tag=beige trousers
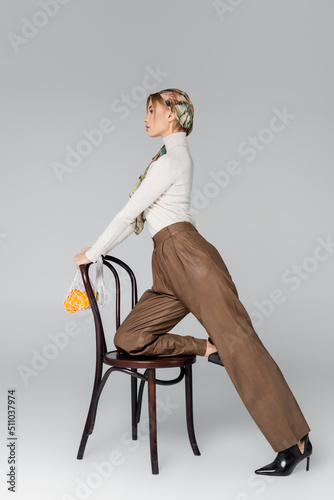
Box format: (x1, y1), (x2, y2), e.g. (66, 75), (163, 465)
(114, 221), (310, 452)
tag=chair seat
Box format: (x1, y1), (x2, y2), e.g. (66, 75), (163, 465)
(103, 349), (196, 369)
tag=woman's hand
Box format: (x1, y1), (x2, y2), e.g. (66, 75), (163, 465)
(74, 247), (93, 269)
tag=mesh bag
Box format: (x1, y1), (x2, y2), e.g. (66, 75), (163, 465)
(64, 257), (106, 313)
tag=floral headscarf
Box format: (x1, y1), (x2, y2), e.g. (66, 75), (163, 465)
(158, 88), (194, 136)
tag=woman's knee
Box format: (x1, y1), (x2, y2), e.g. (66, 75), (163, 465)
(114, 326), (143, 354)
(114, 327), (130, 353)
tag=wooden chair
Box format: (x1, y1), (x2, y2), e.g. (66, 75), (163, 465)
(76, 256), (200, 474)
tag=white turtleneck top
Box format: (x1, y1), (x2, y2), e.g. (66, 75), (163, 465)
(85, 131), (198, 263)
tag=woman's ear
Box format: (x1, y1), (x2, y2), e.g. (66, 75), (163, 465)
(167, 109), (176, 123)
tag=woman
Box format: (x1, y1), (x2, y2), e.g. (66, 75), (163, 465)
(74, 88), (312, 476)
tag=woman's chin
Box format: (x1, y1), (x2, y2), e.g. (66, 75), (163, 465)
(147, 130), (158, 138)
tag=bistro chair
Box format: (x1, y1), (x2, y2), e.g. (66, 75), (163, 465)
(76, 256), (201, 474)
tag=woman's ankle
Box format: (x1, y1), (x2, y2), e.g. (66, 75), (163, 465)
(205, 339), (217, 357)
(297, 437), (305, 454)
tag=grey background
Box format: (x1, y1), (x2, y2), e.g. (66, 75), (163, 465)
(1, 0), (333, 498)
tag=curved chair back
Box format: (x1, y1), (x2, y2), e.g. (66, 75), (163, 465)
(79, 256), (138, 356)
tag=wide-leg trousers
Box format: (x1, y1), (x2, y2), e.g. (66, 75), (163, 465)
(114, 221), (310, 452)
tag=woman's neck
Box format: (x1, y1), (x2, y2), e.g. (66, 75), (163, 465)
(162, 131), (187, 153)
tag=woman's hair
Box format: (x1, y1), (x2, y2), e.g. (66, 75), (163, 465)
(146, 89), (194, 136)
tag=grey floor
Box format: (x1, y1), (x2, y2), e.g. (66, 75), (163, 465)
(3, 345), (331, 500)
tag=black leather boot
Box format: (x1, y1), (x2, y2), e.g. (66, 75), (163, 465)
(254, 434), (312, 476)
(207, 337), (224, 367)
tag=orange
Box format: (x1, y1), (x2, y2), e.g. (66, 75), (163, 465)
(64, 288), (98, 313)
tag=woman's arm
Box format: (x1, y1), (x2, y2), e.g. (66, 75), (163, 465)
(83, 154), (177, 263)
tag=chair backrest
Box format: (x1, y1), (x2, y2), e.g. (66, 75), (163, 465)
(80, 256), (138, 357)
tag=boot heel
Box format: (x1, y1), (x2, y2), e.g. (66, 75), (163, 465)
(306, 456), (310, 471)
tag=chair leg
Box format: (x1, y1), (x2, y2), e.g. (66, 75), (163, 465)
(131, 369), (138, 440)
(184, 364), (201, 456)
(77, 367), (115, 459)
(135, 369), (148, 425)
(147, 369), (159, 474)
(77, 389), (100, 459)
